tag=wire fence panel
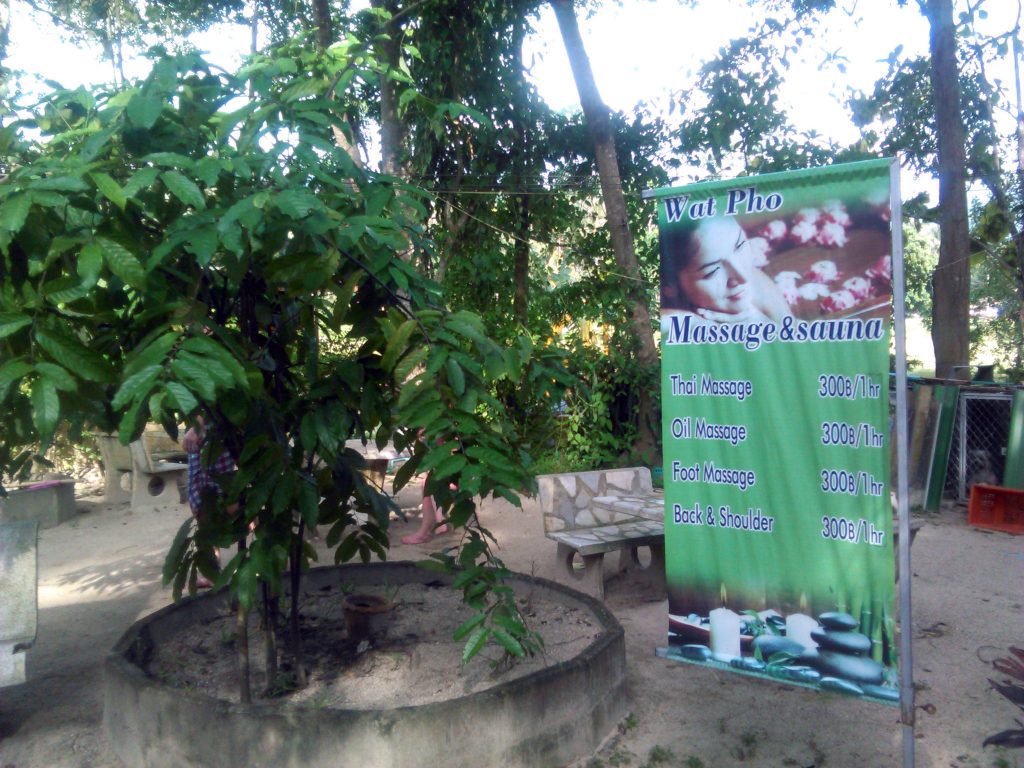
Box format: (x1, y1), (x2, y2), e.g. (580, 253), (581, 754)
(944, 391), (1013, 502)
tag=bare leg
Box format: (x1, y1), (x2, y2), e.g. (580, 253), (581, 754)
(402, 476), (448, 545)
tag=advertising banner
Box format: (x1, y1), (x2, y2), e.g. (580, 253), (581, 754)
(654, 159), (900, 704)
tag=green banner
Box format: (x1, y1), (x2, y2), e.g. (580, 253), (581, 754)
(655, 159), (899, 705)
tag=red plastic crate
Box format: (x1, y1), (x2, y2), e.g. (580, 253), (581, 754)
(968, 484), (1024, 535)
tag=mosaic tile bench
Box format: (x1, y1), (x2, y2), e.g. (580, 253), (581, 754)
(537, 467), (666, 599)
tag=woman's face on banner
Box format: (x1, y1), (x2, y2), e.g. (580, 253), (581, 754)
(676, 218), (756, 315)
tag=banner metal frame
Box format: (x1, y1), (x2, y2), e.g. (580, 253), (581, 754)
(889, 159), (915, 768)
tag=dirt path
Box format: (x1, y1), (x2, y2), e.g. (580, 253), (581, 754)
(1, 485), (1021, 768)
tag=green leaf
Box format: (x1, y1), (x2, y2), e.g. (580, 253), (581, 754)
(274, 190), (321, 219)
(0, 360), (33, 399)
(0, 194), (31, 232)
(0, 313), (31, 340)
(394, 346), (428, 384)
(184, 226), (218, 265)
(162, 171), (205, 210)
(193, 158), (222, 188)
(77, 242), (103, 287)
(31, 377), (60, 440)
(141, 152), (195, 170)
(483, 352), (506, 381)
(504, 347), (523, 380)
(124, 331), (178, 378)
(452, 612), (487, 641)
(404, 398), (444, 431)
(281, 77), (324, 102)
(25, 190), (66, 209)
(444, 357), (465, 396)
(300, 412), (317, 453)
(425, 346), (449, 376)
(492, 627), (526, 658)
(432, 452), (467, 480)
(236, 559), (258, 611)
(181, 336), (246, 387)
(336, 531), (360, 563)
(491, 610), (526, 636)
(170, 355), (216, 401)
(112, 364), (161, 410)
(123, 167), (160, 197)
(34, 328), (113, 383)
(97, 237), (146, 289)
(127, 94), (164, 129)
(28, 176), (88, 193)
(464, 443), (508, 466)
(90, 172), (127, 210)
(297, 480), (318, 529)
(162, 517), (194, 586)
(451, 564), (484, 589)
(447, 312), (486, 343)
(391, 452), (422, 492)
(381, 319), (418, 373)
(271, 471), (296, 514)
(35, 362), (77, 392)
(214, 550), (243, 591)
(397, 378), (432, 410)
(462, 625), (489, 664)
(165, 381), (197, 414)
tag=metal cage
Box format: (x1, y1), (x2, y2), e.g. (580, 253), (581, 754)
(944, 390), (1014, 502)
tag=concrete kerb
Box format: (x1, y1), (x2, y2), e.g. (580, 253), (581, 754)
(104, 561), (627, 768)
(0, 479), (76, 529)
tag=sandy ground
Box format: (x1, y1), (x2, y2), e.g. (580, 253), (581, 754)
(1, 481), (1022, 768)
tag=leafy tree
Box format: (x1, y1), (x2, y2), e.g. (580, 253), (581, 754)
(550, 0), (660, 461)
(904, 223), (939, 317)
(969, 252), (1022, 378)
(850, 1), (1021, 377)
(667, 1), (857, 178)
(0, 40), (555, 698)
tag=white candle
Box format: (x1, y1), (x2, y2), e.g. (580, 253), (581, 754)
(709, 607), (741, 661)
(785, 613), (819, 651)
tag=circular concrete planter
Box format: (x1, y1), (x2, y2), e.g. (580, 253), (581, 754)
(104, 562), (627, 768)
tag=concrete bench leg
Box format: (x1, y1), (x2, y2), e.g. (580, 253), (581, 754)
(130, 468), (187, 512)
(556, 543), (605, 600)
(648, 541), (667, 597)
(103, 469), (132, 506)
(614, 541), (666, 598)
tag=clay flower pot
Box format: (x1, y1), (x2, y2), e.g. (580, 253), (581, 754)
(341, 593), (392, 644)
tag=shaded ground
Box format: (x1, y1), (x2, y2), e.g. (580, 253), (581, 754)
(0, 482), (1022, 768)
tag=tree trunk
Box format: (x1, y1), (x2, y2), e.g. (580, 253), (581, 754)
(310, 0), (333, 50)
(512, 195), (530, 327)
(261, 584), (279, 692)
(512, 10), (531, 327)
(926, 0), (971, 379)
(550, 0), (659, 457)
(371, 0), (404, 178)
(289, 521), (307, 688)
(236, 538), (251, 704)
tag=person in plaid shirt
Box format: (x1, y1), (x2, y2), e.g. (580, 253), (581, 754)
(183, 418), (235, 588)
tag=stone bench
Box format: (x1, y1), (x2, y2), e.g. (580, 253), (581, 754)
(537, 468), (666, 600)
(96, 427), (188, 511)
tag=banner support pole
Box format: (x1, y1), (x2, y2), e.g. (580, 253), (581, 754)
(890, 159), (915, 768)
